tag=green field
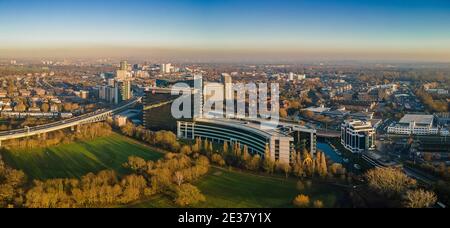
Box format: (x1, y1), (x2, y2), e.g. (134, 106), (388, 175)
(131, 169), (348, 208)
(1, 133), (164, 180)
(1, 133), (348, 208)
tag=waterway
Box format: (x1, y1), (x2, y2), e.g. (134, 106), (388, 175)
(317, 142), (344, 164)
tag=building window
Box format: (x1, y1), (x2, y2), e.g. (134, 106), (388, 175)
(275, 140), (280, 161)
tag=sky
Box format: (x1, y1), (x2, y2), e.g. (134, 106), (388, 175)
(0, 0), (450, 61)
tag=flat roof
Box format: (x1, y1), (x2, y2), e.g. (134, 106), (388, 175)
(193, 118), (291, 138)
(303, 106), (331, 113)
(399, 114), (434, 125)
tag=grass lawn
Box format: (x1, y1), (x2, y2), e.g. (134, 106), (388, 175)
(1, 133), (349, 208)
(130, 168), (348, 208)
(1, 133), (164, 180)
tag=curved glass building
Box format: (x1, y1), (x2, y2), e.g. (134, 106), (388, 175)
(178, 118), (317, 164)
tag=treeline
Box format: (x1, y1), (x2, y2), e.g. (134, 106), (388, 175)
(3, 122), (112, 150)
(119, 122), (180, 152)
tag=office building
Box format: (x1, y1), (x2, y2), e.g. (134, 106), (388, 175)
(341, 120), (376, 153)
(120, 60), (129, 71)
(118, 80), (132, 101)
(161, 63), (173, 74)
(388, 114), (439, 135)
(289, 72), (295, 81)
(116, 70), (131, 81)
(99, 86), (117, 104)
(178, 118), (294, 163)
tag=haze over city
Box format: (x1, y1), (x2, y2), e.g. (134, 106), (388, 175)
(1, 0), (450, 61)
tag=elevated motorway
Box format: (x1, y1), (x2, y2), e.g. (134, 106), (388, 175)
(0, 97), (142, 146)
(316, 129), (341, 138)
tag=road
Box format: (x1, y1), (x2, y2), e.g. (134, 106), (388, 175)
(0, 97), (141, 143)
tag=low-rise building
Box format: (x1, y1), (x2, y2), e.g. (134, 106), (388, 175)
(388, 114), (440, 135)
(19, 89), (31, 97)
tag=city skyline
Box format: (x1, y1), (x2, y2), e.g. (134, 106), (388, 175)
(1, 0), (450, 61)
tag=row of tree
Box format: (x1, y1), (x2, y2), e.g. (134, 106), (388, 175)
(3, 122), (113, 150)
(182, 137), (348, 182)
(119, 122), (181, 152)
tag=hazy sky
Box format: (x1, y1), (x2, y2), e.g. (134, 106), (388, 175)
(1, 0), (450, 61)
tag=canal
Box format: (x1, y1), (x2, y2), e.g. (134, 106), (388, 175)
(317, 142), (344, 164)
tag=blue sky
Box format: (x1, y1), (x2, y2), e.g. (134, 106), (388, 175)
(1, 0), (449, 60)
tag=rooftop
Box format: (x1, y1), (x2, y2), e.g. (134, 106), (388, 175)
(194, 118), (292, 139)
(303, 106), (330, 114)
(399, 114), (434, 125)
(344, 120), (374, 130)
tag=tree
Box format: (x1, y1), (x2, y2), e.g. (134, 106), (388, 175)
(263, 145), (275, 175)
(0, 160), (27, 208)
(180, 145), (193, 155)
(174, 184), (206, 207)
(280, 108), (288, 118)
(313, 200), (324, 208)
(248, 155), (261, 171)
(211, 154), (226, 167)
(192, 138), (201, 154)
(154, 131), (180, 151)
(329, 163), (346, 177)
(222, 141), (229, 154)
(292, 153), (305, 178)
(302, 150), (314, 177)
(365, 168), (417, 197)
(174, 171), (185, 186)
(123, 156), (147, 174)
(120, 175), (147, 203)
(318, 152), (328, 178)
(242, 146), (252, 170)
(208, 141), (214, 155)
(121, 122), (135, 137)
(202, 139), (208, 154)
(63, 103), (73, 112)
(7, 79), (15, 95)
(14, 102), (26, 112)
(41, 103), (50, 112)
(277, 162), (291, 179)
(293, 194), (310, 208)
(404, 189), (437, 208)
